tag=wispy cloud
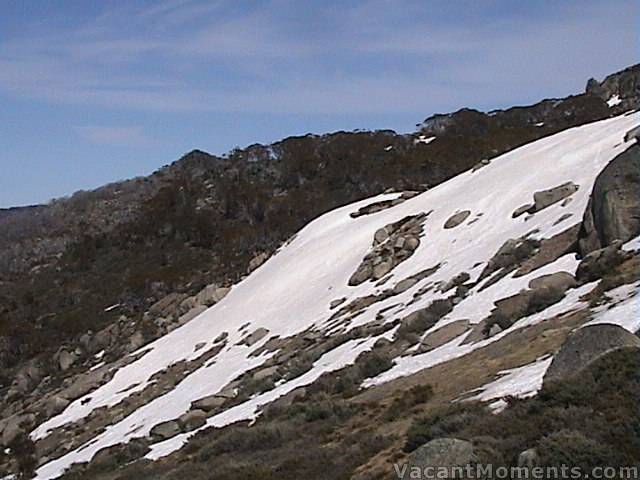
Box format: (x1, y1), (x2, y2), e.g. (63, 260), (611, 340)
(74, 125), (153, 147)
(0, 0), (636, 116)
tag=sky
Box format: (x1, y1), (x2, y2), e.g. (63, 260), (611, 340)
(0, 0), (637, 208)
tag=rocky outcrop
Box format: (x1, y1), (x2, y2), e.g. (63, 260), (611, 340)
(578, 144), (640, 256)
(349, 213), (428, 286)
(544, 324), (640, 383)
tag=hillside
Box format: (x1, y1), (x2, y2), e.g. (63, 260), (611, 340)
(0, 65), (639, 479)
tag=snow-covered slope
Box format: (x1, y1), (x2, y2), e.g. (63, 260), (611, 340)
(32, 112), (639, 479)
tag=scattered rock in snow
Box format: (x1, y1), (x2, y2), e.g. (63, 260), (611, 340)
(350, 191), (421, 218)
(443, 210), (471, 229)
(240, 328), (270, 346)
(527, 182), (579, 214)
(512, 204), (534, 218)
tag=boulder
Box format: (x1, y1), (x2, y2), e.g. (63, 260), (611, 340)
(402, 438), (477, 479)
(576, 241), (631, 282)
(191, 395), (226, 412)
(1, 414), (36, 446)
(45, 396), (70, 417)
(149, 293), (186, 317)
(178, 410), (207, 431)
(419, 320), (470, 352)
(512, 204), (534, 218)
(177, 305), (207, 326)
(517, 448), (539, 468)
(528, 271), (577, 292)
(393, 278), (419, 295)
(57, 349), (77, 372)
(240, 328), (270, 346)
(444, 210), (471, 229)
(528, 182), (579, 213)
(196, 285), (230, 307)
(624, 125), (640, 143)
(248, 252), (269, 272)
(578, 144), (640, 255)
(150, 420), (181, 441)
(544, 324), (640, 383)
(252, 365), (279, 381)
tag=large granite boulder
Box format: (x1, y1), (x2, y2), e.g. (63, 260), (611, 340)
(579, 144), (640, 256)
(544, 324), (640, 383)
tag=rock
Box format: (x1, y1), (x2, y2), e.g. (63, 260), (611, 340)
(248, 252), (269, 272)
(576, 241), (631, 282)
(372, 259), (393, 279)
(330, 298), (346, 309)
(402, 438), (477, 478)
(512, 204), (534, 218)
(177, 305), (207, 326)
(191, 395), (226, 412)
(517, 448), (539, 468)
(373, 227), (390, 244)
(45, 396), (70, 417)
(624, 125), (640, 143)
(150, 420), (181, 441)
(444, 210), (471, 229)
(240, 327), (270, 346)
(214, 332), (229, 343)
(488, 323), (503, 337)
(252, 365), (279, 381)
(56, 349), (77, 372)
(393, 278), (419, 295)
(515, 225), (580, 276)
(128, 331), (145, 352)
(196, 285), (230, 307)
(528, 271), (577, 292)
(528, 182), (579, 213)
(419, 320), (470, 352)
(578, 144), (640, 255)
(349, 213), (428, 286)
(179, 295), (198, 313)
(149, 293), (186, 316)
(1, 414), (36, 446)
(178, 410), (207, 431)
(544, 324), (640, 383)
(60, 368), (107, 400)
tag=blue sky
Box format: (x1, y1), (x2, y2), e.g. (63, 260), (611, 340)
(0, 0), (637, 207)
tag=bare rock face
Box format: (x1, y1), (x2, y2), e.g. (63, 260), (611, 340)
(544, 324), (640, 384)
(401, 438), (477, 479)
(349, 213), (428, 286)
(578, 144), (640, 256)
